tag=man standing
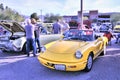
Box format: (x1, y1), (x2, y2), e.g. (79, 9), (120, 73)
(34, 23), (42, 53)
(60, 20), (70, 34)
(103, 31), (113, 45)
(25, 17), (37, 57)
(52, 19), (61, 34)
(115, 33), (120, 44)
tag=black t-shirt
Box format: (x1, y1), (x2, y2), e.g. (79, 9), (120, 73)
(34, 24), (42, 38)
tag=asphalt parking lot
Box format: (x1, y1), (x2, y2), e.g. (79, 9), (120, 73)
(0, 38), (120, 80)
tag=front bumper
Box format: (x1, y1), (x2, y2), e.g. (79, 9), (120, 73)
(38, 56), (87, 71)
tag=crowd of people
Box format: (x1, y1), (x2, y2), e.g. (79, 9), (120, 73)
(25, 13), (70, 57)
(25, 13), (41, 57)
(52, 19), (70, 34)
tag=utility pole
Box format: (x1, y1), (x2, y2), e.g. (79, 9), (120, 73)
(40, 9), (42, 22)
(80, 0), (83, 29)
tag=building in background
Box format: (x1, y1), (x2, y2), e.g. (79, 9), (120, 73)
(63, 10), (119, 24)
(89, 10), (98, 23)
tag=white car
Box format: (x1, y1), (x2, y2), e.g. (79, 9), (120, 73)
(0, 21), (60, 53)
(0, 21), (26, 52)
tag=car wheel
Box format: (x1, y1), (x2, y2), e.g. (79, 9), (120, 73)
(84, 54), (93, 72)
(22, 43), (26, 54)
(2, 50), (8, 53)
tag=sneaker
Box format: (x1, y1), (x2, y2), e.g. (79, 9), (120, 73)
(27, 54), (30, 57)
(33, 54), (36, 57)
(38, 49), (41, 53)
(38, 48), (41, 53)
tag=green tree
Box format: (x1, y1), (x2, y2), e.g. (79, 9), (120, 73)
(0, 3), (4, 11)
(111, 13), (120, 25)
(0, 3), (24, 22)
(44, 13), (62, 23)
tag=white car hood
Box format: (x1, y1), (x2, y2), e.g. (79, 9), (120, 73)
(0, 21), (25, 34)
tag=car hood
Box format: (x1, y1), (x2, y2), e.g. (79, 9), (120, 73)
(0, 22), (25, 33)
(47, 40), (87, 54)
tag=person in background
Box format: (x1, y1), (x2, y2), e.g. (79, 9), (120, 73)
(25, 17), (37, 57)
(34, 23), (42, 53)
(103, 31), (113, 45)
(52, 19), (61, 34)
(115, 33), (120, 44)
(60, 20), (70, 34)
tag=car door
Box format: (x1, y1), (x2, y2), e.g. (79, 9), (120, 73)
(93, 37), (103, 56)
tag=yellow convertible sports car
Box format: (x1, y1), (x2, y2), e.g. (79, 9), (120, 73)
(38, 29), (108, 72)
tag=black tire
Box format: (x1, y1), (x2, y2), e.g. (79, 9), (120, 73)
(22, 42), (33, 54)
(84, 54), (93, 72)
(22, 43), (26, 54)
(2, 50), (8, 53)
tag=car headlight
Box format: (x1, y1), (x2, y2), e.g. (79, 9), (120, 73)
(75, 51), (82, 59)
(41, 46), (46, 53)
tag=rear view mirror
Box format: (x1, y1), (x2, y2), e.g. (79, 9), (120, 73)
(95, 35), (100, 39)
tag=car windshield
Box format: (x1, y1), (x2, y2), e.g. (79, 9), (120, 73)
(63, 29), (94, 41)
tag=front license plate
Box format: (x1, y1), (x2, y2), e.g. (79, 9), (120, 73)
(54, 64), (65, 71)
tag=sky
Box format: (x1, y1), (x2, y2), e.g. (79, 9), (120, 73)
(0, 0), (120, 16)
